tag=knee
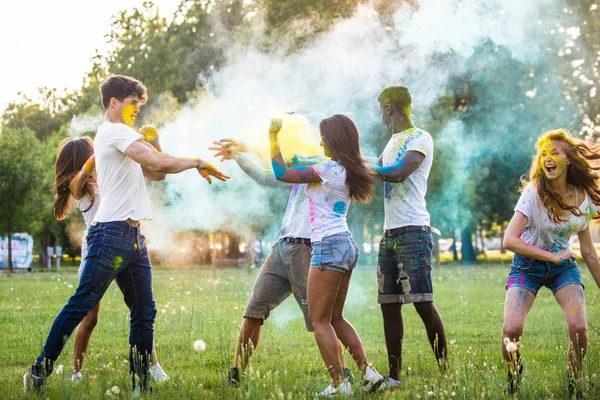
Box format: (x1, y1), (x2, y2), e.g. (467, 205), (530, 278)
(311, 318), (331, 334)
(502, 325), (524, 342)
(330, 314), (344, 326)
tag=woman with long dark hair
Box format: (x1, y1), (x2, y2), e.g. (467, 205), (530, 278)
(502, 129), (600, 395)
(269, 114), (383, 396)
(54, 136), (168, 383)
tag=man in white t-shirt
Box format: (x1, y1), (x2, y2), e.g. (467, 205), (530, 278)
(25, 75), (229, 393)
(370, 86), (447, 387)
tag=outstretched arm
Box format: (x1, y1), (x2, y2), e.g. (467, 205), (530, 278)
(209, 139), (288, 188)
(125, 139), (229, 184)
(69, 155), (95, 200)
(269, 119), (321, 184)
(503, 211), (577, 264)
(370, 150), (424, 183)
(578, 226), (600, 290)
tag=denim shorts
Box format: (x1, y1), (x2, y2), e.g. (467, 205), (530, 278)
(244, 239), (313, 331)
(310, 232), (359, 273)
(377, 230), (434, 304)
(506, 253), (584, 296)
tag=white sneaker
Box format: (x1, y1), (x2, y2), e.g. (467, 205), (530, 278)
(70, 372), (83, 382)
(149, 363), (169, 381)
(378, 376), (402, 391)
(362, 364), (384, 392)
(317, 379), (353, 397)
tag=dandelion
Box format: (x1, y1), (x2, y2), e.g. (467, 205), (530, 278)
(111, 386), (120, 394)
(55, 364), (64, 374)
(428, 391), (434, 396)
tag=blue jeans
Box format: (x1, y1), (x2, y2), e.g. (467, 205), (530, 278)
(35, 222), (156, 385)
(506, 253), (584, 295)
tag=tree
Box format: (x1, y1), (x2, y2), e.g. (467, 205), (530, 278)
(0, 128), (45, 273)
(1, 88), (71, 141)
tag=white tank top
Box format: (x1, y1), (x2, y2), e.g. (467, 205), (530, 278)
(74, 189), (100, 227)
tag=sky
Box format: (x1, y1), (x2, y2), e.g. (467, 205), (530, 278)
(0, 0), (181, 114)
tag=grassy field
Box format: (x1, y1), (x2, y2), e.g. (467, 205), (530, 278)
(1, 264), (600, 399)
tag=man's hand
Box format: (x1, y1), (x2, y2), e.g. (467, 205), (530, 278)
(197, 160), (230, 184)
(208, 139), (247, 162)
(269, 118), (283, 138)
(139, 124), (161, 151)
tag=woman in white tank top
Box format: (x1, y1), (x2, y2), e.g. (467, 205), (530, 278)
(54, 137), (168, 382)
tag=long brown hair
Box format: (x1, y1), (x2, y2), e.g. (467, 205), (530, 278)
(319, 114), (374, 203)
(521, 129), (600, 223)
(54, 137), (96, 220)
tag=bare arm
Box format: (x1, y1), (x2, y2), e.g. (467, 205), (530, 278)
(503, 211), (577, 264)
(209, 139), (288, 187)
(236, 152), (289, 188)
(269, 119), (322, 184)
(371, 150), (424, 183)
(125, 139), (229, 183)
(69, 155), (95, 200)
(578, 226), (600, 289)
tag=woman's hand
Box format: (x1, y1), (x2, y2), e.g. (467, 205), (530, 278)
(553, 250), (578, 266)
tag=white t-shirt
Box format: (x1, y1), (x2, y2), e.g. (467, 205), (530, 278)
(74, 189), (100, 227)
(93, 122), (152, 223)
(515, 185), (597, 253)
(382, 127), (433, 230)
(278, 184), (311, 239)
(305, 161), (350, 242)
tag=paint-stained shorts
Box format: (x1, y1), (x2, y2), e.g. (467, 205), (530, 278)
(377, 230), (434, 304)
(310, 232), (359, 273)
(244, 239), (313, 331)
(505, 253), (584, 296)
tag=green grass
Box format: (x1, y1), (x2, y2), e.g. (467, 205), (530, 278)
(1, 265), (600, 399)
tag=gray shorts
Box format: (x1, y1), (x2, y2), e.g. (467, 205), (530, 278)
(244, 239), (313, 331)
(310, 232), (359, 273)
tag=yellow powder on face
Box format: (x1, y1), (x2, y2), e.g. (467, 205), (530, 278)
(121, 104), (138, 126)
(244, 114), (323, 162)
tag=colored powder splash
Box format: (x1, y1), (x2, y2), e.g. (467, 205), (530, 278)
(333, 201), (347, 216)
(140, 125), (158, 143)
(246, 114), (323, 163)
(121, 104), (137, 126)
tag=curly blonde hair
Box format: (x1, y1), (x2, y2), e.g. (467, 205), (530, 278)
(521, 129), (600, 223)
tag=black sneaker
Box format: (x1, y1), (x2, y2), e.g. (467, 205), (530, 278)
(343, 367), (354, 383)
(227, 367), (240, 387)
(23, 364), (44, 393)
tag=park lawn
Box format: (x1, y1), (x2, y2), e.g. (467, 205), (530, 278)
(1, 265), (599, 399)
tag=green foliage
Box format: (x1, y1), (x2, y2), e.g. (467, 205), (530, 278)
(263, 0), (358, 29)
(1, 89), (71, 141)
(0, 128), (45, 271)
